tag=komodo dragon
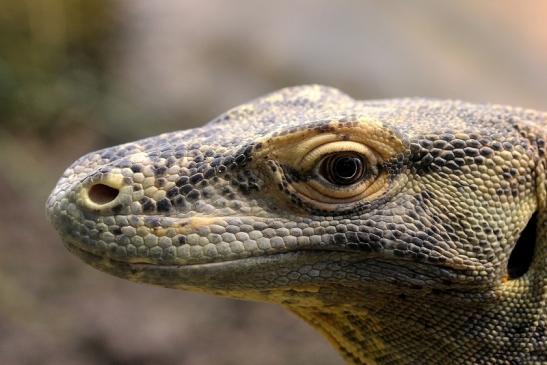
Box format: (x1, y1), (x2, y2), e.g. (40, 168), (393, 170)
(47, 85), (546, 364)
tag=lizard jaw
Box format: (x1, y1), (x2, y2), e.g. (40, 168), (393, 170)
(64, 240), (367, 303)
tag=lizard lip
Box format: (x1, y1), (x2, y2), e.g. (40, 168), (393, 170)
(64, 238), (481, 296)
(63, 239), (369, 295)
(65, 239), (355, 269)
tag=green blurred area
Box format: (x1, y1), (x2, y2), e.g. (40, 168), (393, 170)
(0, 1), (545, 364)
(0, 0), (169, 147)
(1, 0), (114, 135)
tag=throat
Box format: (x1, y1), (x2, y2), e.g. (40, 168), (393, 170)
(286, 293), (541, 365)
(290, 305), (385, 365)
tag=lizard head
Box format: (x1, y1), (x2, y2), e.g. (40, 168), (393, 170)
(47, 85), (544, 309)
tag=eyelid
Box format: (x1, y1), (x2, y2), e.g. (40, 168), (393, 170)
(254, 121), (407, 211)
(295, 172), (388, 203)
(307, 156), (380, 200)
(302, 141), (379, 171)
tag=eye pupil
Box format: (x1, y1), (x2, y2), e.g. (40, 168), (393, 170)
(321, 154), (365, 185)
(334, 157), (360, 179)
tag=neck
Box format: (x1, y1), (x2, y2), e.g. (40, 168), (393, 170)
(291, 304), (384, 364)
(287, 289), (542, 365)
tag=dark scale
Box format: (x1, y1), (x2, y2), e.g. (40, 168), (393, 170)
(451, 139), (466, 149)
(156, 198), (172, 213)
(463, 147), (480, 157)
(140, 197), (156, 213)
(466, 139), (482, 148)
(111, 204), (123, 214)
(479, 147), (494, 156)
(175, 176), (189, 187)
(203, 168), (215, 179)
(187, 190), (200, 201)
(180, 184), (193, 195)
(189, 173), (204, 185)
(166, 187), (179, 198)
(210, 157), (222, 167)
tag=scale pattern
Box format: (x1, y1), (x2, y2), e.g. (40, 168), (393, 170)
(47, 85), (546, 364)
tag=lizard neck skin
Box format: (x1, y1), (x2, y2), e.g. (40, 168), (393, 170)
(290, 282), (546, 365)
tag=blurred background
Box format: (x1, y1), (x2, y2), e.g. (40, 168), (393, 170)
(1, 1), (546, 364)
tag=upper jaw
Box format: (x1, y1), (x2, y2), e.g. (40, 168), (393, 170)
(50, 201), (343, 267)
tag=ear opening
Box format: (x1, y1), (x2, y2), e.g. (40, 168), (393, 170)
(507, 212), (538, 280)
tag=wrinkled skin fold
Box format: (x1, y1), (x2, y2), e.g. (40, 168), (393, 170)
(47, 85), (546, 364)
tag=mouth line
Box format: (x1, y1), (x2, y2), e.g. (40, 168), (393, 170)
(64, 238), (359, 269)
(62, 237), (483, 289)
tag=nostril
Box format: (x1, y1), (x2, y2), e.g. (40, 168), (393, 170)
(88, 184), (120, 205)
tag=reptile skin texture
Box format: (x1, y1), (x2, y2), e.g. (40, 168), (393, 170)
(47, 85), (546, 364)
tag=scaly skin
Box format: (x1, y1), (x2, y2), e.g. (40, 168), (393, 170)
(47, 85), (546, 364)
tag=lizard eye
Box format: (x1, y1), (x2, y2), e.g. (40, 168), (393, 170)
(320, 153), (365, 185)
(286, 141), (387, 208)
(256, 124), (407, 212)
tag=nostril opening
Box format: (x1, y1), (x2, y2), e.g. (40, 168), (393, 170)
(88, 184), (120, 205)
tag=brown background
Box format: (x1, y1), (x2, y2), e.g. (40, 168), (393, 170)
(1, 1), (546, 364)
